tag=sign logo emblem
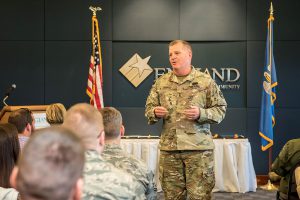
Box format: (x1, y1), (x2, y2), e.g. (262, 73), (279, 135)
(119, 53), (153, 87)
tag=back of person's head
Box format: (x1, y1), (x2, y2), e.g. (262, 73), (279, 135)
(99, 107), (122, 140)
(0, 123), (19, 188)
(8, 108), (34, 133)
(63, 103), (104, 152)
(11, 126), (85, 200)
(46, 103), (67, 125)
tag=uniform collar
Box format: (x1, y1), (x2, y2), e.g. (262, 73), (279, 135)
(104, 144), (122, 151)
(170, 66), (196, 84)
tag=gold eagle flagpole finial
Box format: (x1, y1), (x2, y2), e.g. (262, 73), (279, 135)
(89, 6), (102, 16)
(269, 2), (274, 15)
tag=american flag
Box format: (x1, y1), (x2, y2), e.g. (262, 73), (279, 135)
(86, 15), (104, 109)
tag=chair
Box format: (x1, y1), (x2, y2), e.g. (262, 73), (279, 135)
(295, 166), (300, 198)
(287, 162), (300, 200)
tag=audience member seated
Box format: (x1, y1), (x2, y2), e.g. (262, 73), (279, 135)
(0, 123), (20, 200)
(100, 107), (157, 200)
(270, 138), (300, 200)
(46, 103), (67, 125)
(63, 103), (146, 200)
(10, 126), (85, 200)
(8, 108), (35, 151)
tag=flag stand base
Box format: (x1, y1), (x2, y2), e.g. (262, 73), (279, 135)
(259, 180), (278, 191)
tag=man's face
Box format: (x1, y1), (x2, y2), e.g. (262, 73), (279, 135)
(169, 42), (192, 71)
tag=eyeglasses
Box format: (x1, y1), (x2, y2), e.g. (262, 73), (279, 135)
(97, 130), (105, 139)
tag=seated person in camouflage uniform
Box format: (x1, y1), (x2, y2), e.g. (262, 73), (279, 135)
(10, 126), (85, 200)
(270, 138), (300, 200)
(63, 103), (146, 200)
(100, 107), (157, 200)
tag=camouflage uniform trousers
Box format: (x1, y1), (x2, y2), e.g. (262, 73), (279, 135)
(159, 150), (215, 200)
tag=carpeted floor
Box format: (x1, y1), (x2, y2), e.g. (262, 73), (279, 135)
(157, 188), (277, 200)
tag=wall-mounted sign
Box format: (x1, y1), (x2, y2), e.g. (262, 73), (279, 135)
(153, 67), (241, 90)
(119, 53), (241, 90)
(119, 53), (153, 87)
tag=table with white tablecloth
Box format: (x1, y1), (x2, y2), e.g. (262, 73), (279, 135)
(120, 138), (257, 193)
(213, 139), (257, 193)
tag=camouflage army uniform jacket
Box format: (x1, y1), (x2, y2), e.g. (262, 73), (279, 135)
(145, 67), (227, 151)
(271, 139), (300, 197)
(83, 150), (146, 200)
(102, 144), (157, 200)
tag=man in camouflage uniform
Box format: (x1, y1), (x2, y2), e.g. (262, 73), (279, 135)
(100, 107), (157, 200)
(63, 103), (145, 200)
(145, 40), (227, 200)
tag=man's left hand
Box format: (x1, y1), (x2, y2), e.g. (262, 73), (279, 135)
(184, 106), (200, 120)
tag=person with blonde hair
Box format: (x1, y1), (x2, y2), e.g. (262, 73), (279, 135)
(46, 103), (67, 125)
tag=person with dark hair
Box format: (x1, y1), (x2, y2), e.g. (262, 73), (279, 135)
(63, 103), (145, 200)
(8, 108), (35, 151)
(0, 123), (20, 200)
(145, 40), (227, 199)
(100, 107), (157, 200)
(0, 123), (20, 188)
(46, 103), (67, 125)
(10, 126), (85, 200)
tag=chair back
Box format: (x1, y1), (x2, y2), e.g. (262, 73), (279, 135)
(294, 166), (300, 199)
(288, 162), (300, 200)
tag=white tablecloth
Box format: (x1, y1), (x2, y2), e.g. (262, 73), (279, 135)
(213, 139), (257, 193)
(120, 138), (257, 193)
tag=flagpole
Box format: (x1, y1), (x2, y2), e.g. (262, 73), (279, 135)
(261, 145), (277, 191)
(259, 2), (278, 191)
(267, 2), (274, 175)
(89, 6), (102, 16)
(268, 147), (272, 172)
(86, 6), (105, 109)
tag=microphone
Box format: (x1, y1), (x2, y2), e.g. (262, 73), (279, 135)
(4, 84), (16, 97)
(3, 84), (16, 106)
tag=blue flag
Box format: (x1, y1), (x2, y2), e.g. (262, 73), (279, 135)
(259, 4), (278, 151)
